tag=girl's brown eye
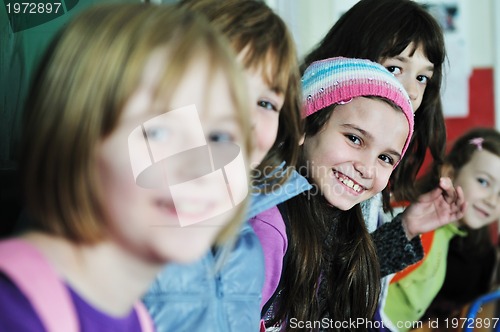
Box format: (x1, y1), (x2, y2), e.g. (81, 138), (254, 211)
(379, 154), (394, 166)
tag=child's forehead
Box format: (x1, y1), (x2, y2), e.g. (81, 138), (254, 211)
(123, 55), (234, 119)
(333, 97), (410, 133)
(239, 47), (288, 93)
(139, 49), (169, 91)
(384, 39), (436, 64)
(336, 96), (403, 117)
(467, 150), (500, 168)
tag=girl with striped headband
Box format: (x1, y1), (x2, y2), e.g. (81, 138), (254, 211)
(254, 56), (414, 330)
(303, 0), (466, 279)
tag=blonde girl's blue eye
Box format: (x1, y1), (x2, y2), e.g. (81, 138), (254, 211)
(208, 131), (234, 143)
(145, 127), (169, 142)
(258, 100), (278, 112)
(477, 177), (489, 187)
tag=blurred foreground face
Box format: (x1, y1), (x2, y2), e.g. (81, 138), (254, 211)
(453, 150), (500, 229)
(97, 50), (248, 264)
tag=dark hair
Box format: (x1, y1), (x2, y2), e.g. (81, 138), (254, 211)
(180, 0), (303, 189)
(271, 105), (380, 330)
(418, 127), (500, 251)
(302, 0), (447, 208)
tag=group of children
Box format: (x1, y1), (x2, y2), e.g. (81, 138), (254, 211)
(0, 0), (498, 331)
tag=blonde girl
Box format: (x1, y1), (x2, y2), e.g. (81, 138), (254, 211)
(0, 3), (251, 331)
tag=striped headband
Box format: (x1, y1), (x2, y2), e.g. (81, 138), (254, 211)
(302, 56), (414, 163)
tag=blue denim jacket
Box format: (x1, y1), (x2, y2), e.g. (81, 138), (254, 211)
(142, 167), (311, 332)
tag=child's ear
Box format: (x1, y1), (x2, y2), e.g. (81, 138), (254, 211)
(440, 163), (455, 179)
(299, 134), (305, 146)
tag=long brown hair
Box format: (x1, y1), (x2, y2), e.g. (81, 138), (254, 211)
(272, 106), (381, 331)
(180, 0), (304, 188)
(302, 0), (447, 209)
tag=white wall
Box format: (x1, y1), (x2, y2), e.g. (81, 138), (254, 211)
(267, 0), (494, 65)
(493, 0), (500, 130)
(464, 0), (493, 67)
(265, 0), (350, 60)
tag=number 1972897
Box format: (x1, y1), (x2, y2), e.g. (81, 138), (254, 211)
(444, 317), (499, 329)
(6, 2), (62, 14)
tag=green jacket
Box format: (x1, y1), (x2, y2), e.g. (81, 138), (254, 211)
(383, 224), (466, 331)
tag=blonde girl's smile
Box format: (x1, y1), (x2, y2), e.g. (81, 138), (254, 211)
(452, 149), (500, 229)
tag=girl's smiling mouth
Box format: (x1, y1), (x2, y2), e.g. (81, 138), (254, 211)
(155, 198), (216, 220)
(472, 204), (490, 218)
(333, 170), (366, 194)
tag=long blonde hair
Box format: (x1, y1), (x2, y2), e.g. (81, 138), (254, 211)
(20, 3), (251, 245)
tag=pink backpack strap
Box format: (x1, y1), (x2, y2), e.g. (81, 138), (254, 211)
(0, 239), (79, 332)
(134, 301), (155, 332)
(260, 319), (266, 332)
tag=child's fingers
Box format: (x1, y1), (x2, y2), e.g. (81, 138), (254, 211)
(439, 177), (459, 204)
(439, 177), (453, 189)
(455, 186), (465, 207)
(460, 201), (468, 215)
(418, 186), (443, 203)
(450, 202), (466, 221)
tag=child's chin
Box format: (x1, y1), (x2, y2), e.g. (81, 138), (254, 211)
(326, 196), (358, 211)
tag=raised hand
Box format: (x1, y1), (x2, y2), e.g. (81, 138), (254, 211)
(401, 177), (467, 240)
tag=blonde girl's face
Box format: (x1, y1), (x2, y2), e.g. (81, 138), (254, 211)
(452, 150), (500, 229)
(241, 62), (285, 167)
(303, 97), (409, 211)
(97, 51), (248, 264)
(380, 42), (434, 113)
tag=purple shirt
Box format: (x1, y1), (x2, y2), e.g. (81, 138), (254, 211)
(249, 206), (287, 309)
(0, 273), (142, 331)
